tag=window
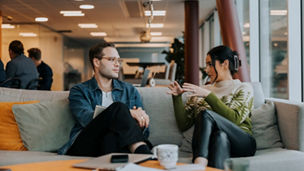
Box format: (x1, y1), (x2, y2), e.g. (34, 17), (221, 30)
(260, 0), (288, 99)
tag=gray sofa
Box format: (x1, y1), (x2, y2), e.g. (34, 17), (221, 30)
(0, 83), (304, 171)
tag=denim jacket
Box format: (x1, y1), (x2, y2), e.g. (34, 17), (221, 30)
(58, 77), (149, 154)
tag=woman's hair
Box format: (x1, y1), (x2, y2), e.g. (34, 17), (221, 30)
(207, 45), (241, 82)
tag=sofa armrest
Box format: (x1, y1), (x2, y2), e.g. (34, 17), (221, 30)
(266, 98), (304, 151)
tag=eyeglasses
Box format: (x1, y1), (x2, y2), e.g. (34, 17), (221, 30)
(95, 56), (123, 64)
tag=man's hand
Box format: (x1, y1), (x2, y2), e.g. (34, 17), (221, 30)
(130, 106), (149, 128)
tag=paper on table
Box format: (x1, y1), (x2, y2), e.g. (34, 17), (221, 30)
(73, 153), (153, 170)
(118, 163), (205, 171)
(117, 163), (164, 171)
(93, 105), (107, 118)
(170, 164), (205, 171)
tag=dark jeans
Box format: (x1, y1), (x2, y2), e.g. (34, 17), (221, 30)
(192, 110), (256, 169)
(67, 102), (146, 157)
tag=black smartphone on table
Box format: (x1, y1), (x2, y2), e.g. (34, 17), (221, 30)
(110, 154), (129, 163)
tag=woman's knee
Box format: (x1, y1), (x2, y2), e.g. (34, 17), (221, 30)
(214, 131), (228, 142)
(212, 131), (230, 150)
(195, 110), (214, 124)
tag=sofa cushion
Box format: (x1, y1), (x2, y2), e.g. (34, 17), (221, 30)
(0, 101), (38, 151)
(137, 87), (183, 146)
(12, 99), (75, 152)
(230, 148), (304, 171)
(0, 87), (69, 102)
(251, 101), (283, 149)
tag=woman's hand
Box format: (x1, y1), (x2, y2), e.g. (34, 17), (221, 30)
(130, 106), (149, 128)
(168, 81), (184, 96)
(182, 83), (211, 97)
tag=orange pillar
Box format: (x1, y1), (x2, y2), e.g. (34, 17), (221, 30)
(184, 0), (199, 85)
(216, 0), (250, 82)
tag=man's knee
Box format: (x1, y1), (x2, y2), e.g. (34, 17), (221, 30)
(109, 102), (129, 111)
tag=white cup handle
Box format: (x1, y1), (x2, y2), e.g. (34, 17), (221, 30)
(152, 146), (158, 159)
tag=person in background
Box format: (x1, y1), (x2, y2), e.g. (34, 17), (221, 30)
(6, 40), (38, 89)
(58, 41), (151, 156)
(168, 45), (256, 169)
(28, 48), (53, 90)
(0, 59), (6, 83)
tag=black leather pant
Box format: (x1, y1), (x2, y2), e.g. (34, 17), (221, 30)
(192, 110), (256, 169)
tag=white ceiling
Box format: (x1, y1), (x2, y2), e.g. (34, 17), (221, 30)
(0, 0), (216, 43)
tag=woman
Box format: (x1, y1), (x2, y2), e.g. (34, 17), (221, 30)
(168, 45), (256, 169)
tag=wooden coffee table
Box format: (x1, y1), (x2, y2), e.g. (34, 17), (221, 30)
(0, 159), (223, 171)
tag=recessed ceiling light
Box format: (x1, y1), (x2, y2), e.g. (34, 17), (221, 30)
(80, 4), (94, 9)
(145, 10), (166, 16)
(35, 17), (48, 22)
(63, 13), (85, 16)
(78, 23), (98, 28)
(146, 23), (164, 28)
(270, 10), (287, 16)
(19, 32), (37, 37)
(60, 11), (82, 14)
(150, 32), (162, 36)
(90, 32), (107, 36)
(2, 24), (15, 29)
(60, 11), (85, 16)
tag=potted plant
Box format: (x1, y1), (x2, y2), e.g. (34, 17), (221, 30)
(162, 38), (185, 84)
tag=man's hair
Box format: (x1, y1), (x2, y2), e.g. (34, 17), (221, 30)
(27, 48), (41, 60)
(89, 41), (115, 69)
(9, 40), (24, 55)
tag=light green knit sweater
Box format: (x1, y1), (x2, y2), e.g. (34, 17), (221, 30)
(173, 79), (254, 135)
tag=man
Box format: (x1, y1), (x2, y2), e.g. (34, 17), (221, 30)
(58, 41), (151, 156)
(28, 48), (53, 90)
(6, 40), (38, 89)
(0, 59), (5, 83)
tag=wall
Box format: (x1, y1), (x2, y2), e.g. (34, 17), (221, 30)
(117, 47), (168, 63)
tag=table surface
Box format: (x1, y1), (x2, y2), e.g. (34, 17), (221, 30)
(0, 159), (223, 171)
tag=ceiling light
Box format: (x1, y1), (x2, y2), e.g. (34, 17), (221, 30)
(90, 32), (107, 36)
(78, 23), (98, 28)
(146, 23), (164, 28)
(150, 32), (162, 36)
(19, 32), (37, 37)
(2, 24), (15, 29)
(35, 17), (48, 22)
(80, 4), (94, 9)
(270, 10), (287, 16)
(63, 13), (85, 16)
(60, 10), (85, 16)
(145, 10), (166, 16)
(60, 10), (82, 14)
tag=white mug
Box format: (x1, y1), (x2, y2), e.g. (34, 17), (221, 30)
(152, 144), (178, 169)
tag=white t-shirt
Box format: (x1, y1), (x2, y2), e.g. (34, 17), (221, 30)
(102, 91), (113, 107)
